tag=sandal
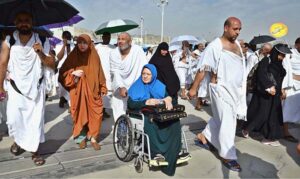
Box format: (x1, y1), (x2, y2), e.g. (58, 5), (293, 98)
(194, 138), (210, 150)
(222, 159), (242, 172)
(201, 100), (209, 106)
(153, 154), (165, 161)
(194, 133), (210, 150)
(10, 143), (24, 156)
(195, 106), (203, 111)
(79, 139), (87, 149)
(284, 135), (298, 143)
(91, 142), (101, 151)
(32, 153), (45, 166)
(241, 129), (249, 138)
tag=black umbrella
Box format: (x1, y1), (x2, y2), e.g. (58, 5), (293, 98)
(249, 35), (276, 45)
(0, 0), (79, 26)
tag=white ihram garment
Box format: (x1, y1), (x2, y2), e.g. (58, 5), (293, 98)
(199, 38), (245, 160)
(110, 45), (147, 121)
(55, 43), (75, 102)
(5, 31), (50, 152)
(196, 53), (210, 98)
(95, 43), (115, 109)
(282, 49), (300, 124)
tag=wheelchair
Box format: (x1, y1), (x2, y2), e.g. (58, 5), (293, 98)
(113, 109), (191, 173)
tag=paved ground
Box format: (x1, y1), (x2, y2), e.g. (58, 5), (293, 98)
(0, 97), (299, 178)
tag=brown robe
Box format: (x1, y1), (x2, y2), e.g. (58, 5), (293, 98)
(58, 34), (107, 139)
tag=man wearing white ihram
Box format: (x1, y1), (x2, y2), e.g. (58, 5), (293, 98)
(281, 37), (300, 143)
(194, 47), (211, 111)
(0, 12), (55, 166)
(110, 32), (147, 121)
(173, 41), (193, 99)
(95, 32), (116, 118)
(55, 31), (75, 109)
(188, 17), (245, 172)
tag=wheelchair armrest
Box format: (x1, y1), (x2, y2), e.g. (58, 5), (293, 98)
(126, 109), (143, 119)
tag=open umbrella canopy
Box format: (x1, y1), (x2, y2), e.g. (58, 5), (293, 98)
(95, 19), (139, 35)
(45, 14), (84, 29)
(169, 44), (181, 52)
(49, 36), (62, 47)
(249, 35), (276, 45)
(0, 25), (53, 37)
(170, 35), (200, 46)
(0, 0), (79, 26)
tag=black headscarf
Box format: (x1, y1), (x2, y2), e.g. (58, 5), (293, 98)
(269, 44), (288, 78)
(149, 42), (180, 97)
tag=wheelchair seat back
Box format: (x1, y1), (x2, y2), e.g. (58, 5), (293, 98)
(127, 110), (144, 131)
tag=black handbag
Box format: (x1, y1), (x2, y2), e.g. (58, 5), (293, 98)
(141, 104), (187, 122)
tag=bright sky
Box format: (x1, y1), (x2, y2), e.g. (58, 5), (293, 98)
(66, 0), (300, 44)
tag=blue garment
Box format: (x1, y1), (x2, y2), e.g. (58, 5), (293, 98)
(128, 64), (166, 101)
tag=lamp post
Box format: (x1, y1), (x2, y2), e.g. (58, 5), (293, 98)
(157, 0), (168, 42)
(140, 16), (144, 45)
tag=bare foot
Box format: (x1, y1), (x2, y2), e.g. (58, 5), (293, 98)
(197, 133), (207, 144)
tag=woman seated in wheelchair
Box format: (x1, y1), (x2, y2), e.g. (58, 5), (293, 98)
(128, 64), (181, 176)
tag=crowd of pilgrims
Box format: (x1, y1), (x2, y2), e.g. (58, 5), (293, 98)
(0, 13), (299, 176)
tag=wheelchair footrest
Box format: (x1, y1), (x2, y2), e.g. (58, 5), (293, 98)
(176, 154), (192, 164)
(149, 159), (169, 166)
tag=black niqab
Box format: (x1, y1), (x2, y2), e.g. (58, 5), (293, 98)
(149, 42), (180, 97)
(269, 44), (287, 78)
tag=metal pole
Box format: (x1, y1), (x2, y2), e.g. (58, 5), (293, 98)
(161, 4), (164, 42)
(145, 30), (147, 44)
(140, 16), (144, 45)
(158, 0), (168, 42)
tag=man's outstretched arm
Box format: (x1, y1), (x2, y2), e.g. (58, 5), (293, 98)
(188, 70), (206, 98)
(0, 41), (10, 95)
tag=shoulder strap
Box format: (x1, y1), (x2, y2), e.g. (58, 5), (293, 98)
(9, 35), (16, 47)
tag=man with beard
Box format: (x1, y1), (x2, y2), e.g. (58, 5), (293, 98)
(188, 17), (245, 172)
(246, 43), (272, 75)
(0, 12), (54, 166)
(109, 32), (147, 121)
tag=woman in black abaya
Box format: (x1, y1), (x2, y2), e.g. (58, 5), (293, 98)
(149, 42), (180, 98)
(242, 44), (292, 146)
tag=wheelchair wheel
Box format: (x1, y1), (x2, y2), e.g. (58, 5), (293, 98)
(134, 157), (143, 173)
(113, 115), (134, 162)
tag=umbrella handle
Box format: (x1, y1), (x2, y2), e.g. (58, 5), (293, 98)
(33, 34), (41, 52)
